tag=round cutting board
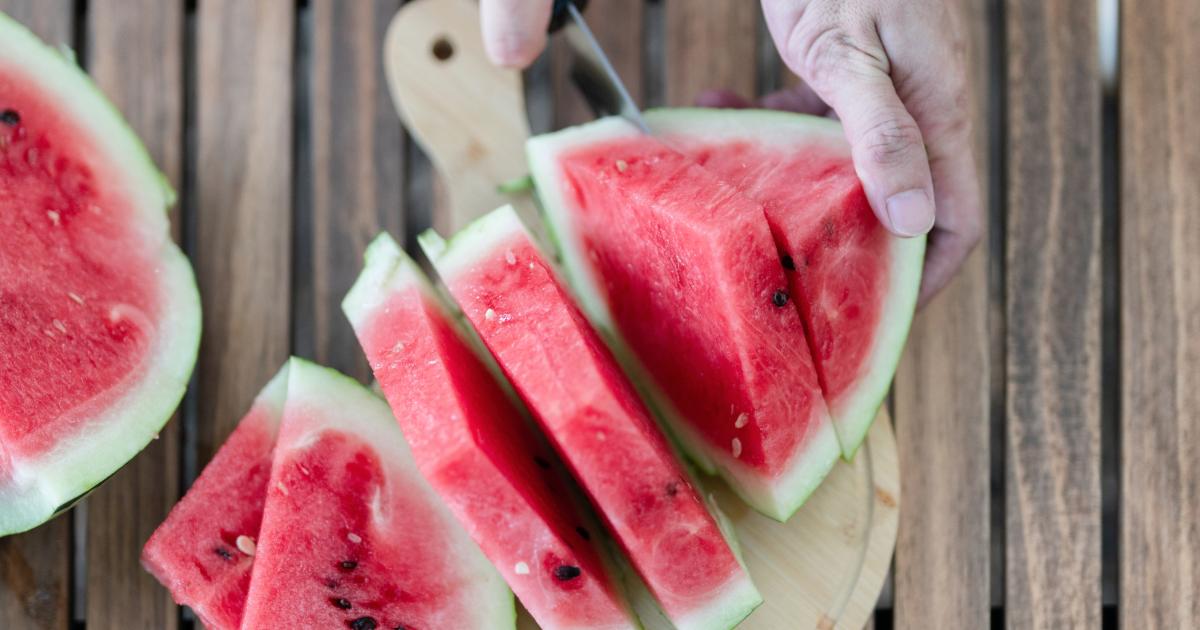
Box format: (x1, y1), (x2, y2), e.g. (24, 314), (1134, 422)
(383, 2), (899, 628)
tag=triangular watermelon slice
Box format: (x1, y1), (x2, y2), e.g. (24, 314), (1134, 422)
(644, 109), (925, 458)
(141, 366), (289, 630)
(343, 236), (640, 629)
(0, 12), (201, 534)
(528, 119), (842, 521)
(420, 205), (762, 630)
(241, 358), (511, 629)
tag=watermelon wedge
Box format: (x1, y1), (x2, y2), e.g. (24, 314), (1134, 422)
(343, 235), (640, 629)
(419, 205), (762, 630)
(527, 119), (841, 521)
(0, 12), (201, 535)
(142, 365), (289, 630)
(644, 109), (925, 458)
(241, 358), (510, 629)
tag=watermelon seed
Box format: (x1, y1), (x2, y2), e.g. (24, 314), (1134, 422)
(485, 308), (496, 321)
(505, 249), (517, 265)
(514, 561), (530, 575)
(348, 616), (378, 630)
(340, 560), (358, 570)
(332, 597), (352, 610)
(734, 413), (749, 429)
(67, 292), (84, 304)
(0, 109), (18, 126)
(781, 254), (795, 270)
(772, 290), (789, 307)
(615, 159), (628, 173)
(214, 547), (234, 561)
(533, 456), (550, 470)
(235, 535), (256, 556)
(665, 481), (679, 497)
(731, 438), (743, 458)
(575, 526), (591, 540)
(46, 210), (60, 226)
(52, 319), (66, 334)
(553, 565), (582, 581)
(276, 481), (289, 496)
(347, 532), (363, 544)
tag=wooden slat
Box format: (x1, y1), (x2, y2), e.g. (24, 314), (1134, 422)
(297, 0), (404, 382)
(82, 2), (183, 628)
(663, 0), (757, 106)
(1120, 0), (1200, 626)
(892, 0), (992, 625)
(1005, 0), (1102, 627)
(194, 0), (294, 464)
(0, 4), (75, 628)
(549, 0), (643, 127)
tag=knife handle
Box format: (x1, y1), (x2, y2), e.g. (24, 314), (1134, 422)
(548, 0), (589, 33)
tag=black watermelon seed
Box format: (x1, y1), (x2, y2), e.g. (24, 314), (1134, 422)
(772, 290), (789, 307)
(553, 565), (582, 581)
(665, 481), (679, 496)
(214, 547), (234, 561)
(575, 526), (591, 540)
(781, 254), (795, 270)
(0, 109), (18, 126)
(340, 560), (358, 570)
(349, 617), (378, 630)
(533, 456), (551, 469)
(332, 597), (352, 610)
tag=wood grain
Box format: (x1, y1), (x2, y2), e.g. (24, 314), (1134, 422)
(549, 0), (643, 127)
(0, 4), (75, 629)
(295, 0), (404, 382)
(1005, 0), (1102, 627)
(1120, 0), (1200, 626)
(663, 0), (757, 106)
(82, 2), (183, 628)
(193, 0), (294, 465)
(892, 0), (991, 627)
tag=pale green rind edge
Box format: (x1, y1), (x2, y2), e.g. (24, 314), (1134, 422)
(277, 358), (515, 629)
(0, 11), (200, 535)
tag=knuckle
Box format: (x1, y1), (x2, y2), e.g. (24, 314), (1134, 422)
(794, 23), (887, 89)
(861, 115), (924, 167)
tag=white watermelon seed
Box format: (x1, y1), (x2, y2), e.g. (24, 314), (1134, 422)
(731, 438), (742, 458)
(485, 308), (496, 321)
(67, 292), (84, 304)
(347, 532), (363, 544)
(46, 210), (60, 225)
(514, 561), (530, 575)
(505, 249), (516, 266)
(236, 535), (256, 556)
(276, 481), (289, 496)
(52, 319), (66, 334)
(734, 413), (749, 429)
(88, 204), (103, 215)
(615, 159), (628, 173)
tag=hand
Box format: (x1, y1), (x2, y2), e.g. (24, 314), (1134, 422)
(480, 0), (982, 306)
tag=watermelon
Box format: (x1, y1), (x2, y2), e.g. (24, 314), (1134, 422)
(527, 119), (842, 521)
(142, 365), (289, 630)
(419, 205), (762, 630)
(241, 358), (510, 629)
(643, 109), (925, 458)
(343, 235), (640, 629)
(0, 12), (201, 535)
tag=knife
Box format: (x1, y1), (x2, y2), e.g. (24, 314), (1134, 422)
(549, 0), (650, 133)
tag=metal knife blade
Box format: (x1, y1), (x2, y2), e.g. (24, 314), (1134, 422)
(561, 3), (649, 132)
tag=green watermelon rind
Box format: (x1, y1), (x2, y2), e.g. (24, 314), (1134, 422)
(643, 108), (926, 459)
(526, 118), (843, 522)
(0, 12), (201, 536)
(248, 358), (515, 630)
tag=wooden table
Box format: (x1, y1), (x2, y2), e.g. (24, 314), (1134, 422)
(1, 1), (1196, 628)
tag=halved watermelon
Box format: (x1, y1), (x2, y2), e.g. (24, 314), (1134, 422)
(343, 235), (639, 629)
(528, 119), (841, 521)
(644, 109), (925, 458)
(0, 12), (201, 534)
(142, 365), (289, 630)
(241, 358), (511, 629)
(420, 205), (762, 630)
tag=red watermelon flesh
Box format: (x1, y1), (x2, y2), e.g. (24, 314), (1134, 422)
(644, 109), (925, 458)
(0, 12), (200, 535)
(420, 206), (762, 630)
(343, 235), (638, 630)
(241, 359), (511, 629)
(528, 119), (842, 521)
(141, 366), (289, 630)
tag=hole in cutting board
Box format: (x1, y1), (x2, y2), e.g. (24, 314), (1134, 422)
(431, 36), (454, 61)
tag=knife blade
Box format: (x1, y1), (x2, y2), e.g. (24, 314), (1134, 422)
(552, 1), (649, 132)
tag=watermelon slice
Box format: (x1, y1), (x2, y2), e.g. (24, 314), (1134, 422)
(644, 109), (925, 458)
(0, 13), (201, 534)
(241, 358), (511, 629)
(343, 235), (640, 629)
(527, 119), (841, 521)
(141, 365), (289, 630)
(419, 205), (762, 630)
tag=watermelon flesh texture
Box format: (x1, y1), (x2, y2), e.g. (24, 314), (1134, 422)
(0, 12), (200, 534)
(141, 366), (289, 630)
(528, 119), (842, 521)
(420, 205), (762, 630)
(644, 109), (925, 458)
(343, 235), (639, 630)
(241, 358), (510, 629)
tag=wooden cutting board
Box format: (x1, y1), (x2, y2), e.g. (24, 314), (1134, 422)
(382, 1), (899, 628)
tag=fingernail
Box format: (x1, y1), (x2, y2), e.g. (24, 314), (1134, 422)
(885, 189), (935, 236)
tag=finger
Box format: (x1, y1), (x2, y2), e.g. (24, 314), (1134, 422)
(917, 225), (978, 306)
(695, 89), (754, 109)
(758, 83), (831, 116)
(480, 0), (553, 68)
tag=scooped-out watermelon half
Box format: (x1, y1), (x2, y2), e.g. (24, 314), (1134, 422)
(142, 365), (289, 630)
(420, 205), (762, 630)
(0, 12), (201, 535)
(241, 358), (511, 629)
(528, 119), (842, 521)
(343, 235), (640, 630)
(644, 109), (925, 458)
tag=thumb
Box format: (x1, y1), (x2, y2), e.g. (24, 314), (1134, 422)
(480, 0), (553, 68)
